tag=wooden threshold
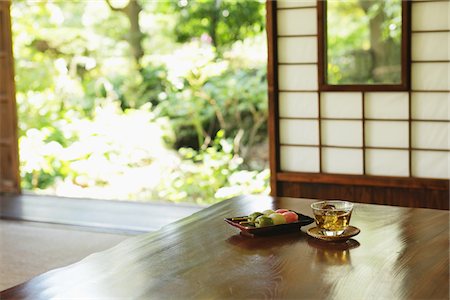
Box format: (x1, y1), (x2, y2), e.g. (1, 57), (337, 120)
(0, 193), (204, 234)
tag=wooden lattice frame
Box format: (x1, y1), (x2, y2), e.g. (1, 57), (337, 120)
(266, 0), (449, 209)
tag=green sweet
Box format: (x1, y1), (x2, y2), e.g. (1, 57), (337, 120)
(262, 209), (275, 216)
(268, 213), (287, 225)
(248, 212), (263, 223)
(255, 215), (274, 228)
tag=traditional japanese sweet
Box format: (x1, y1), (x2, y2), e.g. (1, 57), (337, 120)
(232, 208), (299, 228)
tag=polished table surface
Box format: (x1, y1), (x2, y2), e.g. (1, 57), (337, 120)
(2, 196), (449, 299)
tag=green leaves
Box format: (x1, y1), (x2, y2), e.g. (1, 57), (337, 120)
(14, 0), (269, 203)
(158, 0), (265, 53)
(157, 132), (269, 205)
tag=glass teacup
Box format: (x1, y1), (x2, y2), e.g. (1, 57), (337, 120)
(311, 200), (354, 237)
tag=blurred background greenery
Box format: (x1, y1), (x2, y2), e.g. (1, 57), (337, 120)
(326, 0), (402, 84)
(12, 0), (269, 205)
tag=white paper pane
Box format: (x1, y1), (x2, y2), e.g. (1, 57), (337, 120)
(280, 146), (320, 172)
(277, 0), (317, 8)
(279, 92), (318, 118)
(411, 92), (450, 120)
(321, 120), (362, 147)
(277, 9), (317, 36)
(321, 92), (362, 119)
(412, 63), (450, 91)
(278, 37), (318, 63)
(279, 65), (318, 90)
(412, 151), (450, 179)
(412, 122), (450, 150)
(322, 148), (363, 175)
(365, 121), (409, 148)
(412, 2), (450, 31)
(364, 92), (409, 119)
(366, 149), (409, 177)
(280, 119), (319, 145)
(412, 32), (450, 61)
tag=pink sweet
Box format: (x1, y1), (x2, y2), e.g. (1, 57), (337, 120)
(282, 211), (298, 223)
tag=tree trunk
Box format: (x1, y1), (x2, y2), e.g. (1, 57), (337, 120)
(359, 0), (398, 82)
(125, 0), (144, 67)
(105, 0), (144, 68)
(209, 0), (221, 52)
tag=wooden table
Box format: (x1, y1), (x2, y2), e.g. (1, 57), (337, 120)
(2, 196), (449, 299)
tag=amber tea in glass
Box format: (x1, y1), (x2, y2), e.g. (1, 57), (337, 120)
(311, 201), (353, 236)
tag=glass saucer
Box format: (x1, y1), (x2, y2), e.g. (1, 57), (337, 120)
(306, 226), (360, 242)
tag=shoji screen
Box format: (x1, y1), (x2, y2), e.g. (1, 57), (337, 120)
(410, 1), (450, 179)
(267, 0), (449, 209)
(0, 1), (20, 193)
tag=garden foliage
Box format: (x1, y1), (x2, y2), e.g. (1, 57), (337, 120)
(12, 0), (269, 204)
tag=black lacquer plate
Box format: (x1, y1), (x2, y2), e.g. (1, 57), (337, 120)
(225, 212), (314, 237)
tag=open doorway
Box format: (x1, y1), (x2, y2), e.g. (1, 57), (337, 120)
(8, 0), (269, 205)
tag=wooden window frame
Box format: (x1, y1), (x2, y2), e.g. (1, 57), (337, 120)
(317, 0), (411, 92)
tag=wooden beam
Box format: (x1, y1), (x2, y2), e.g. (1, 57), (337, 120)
(266, 0), (280, 196)
(0, 138), (11, 146)
(0, 1), (21, 193)
(277, 172), (449, 190)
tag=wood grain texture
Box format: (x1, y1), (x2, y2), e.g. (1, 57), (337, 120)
(266, 0), (280, 196)
(1, 195), (449, 299)
(0, 219), (129, 291)
(0, 194), (203, 234)
(278, 181), (449, 210)
(276, 172), (449, 190)
(275, 173), (449, 209)
(0, 1), (20, 193)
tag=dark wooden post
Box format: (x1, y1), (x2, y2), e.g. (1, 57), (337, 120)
(0, 0), (20, 193)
